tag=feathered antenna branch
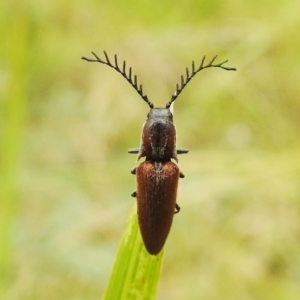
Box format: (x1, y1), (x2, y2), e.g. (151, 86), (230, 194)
(82, 51), (154, 108)
(166, 55), (236, 108)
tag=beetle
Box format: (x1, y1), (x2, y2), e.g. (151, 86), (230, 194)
(82, 51), (236, 255)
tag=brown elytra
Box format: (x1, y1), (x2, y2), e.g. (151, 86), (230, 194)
(136, 161), (179, 255)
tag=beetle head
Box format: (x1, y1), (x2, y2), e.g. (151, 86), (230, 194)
(147, 108), (173, 120)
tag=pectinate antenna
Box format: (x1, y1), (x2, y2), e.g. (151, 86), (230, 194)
(166, 55), (236, 108)
(82, 51), (154, 109)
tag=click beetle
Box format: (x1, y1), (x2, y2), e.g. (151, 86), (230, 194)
(82, 51), (236, 255)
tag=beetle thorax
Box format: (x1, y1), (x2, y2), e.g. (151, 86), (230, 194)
(138, 108), (177, 162)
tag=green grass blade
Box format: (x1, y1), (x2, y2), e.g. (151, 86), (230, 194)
(0, 5), (28, 298)
(102, 207), (164, 300)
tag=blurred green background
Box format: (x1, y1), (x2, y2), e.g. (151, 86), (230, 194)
(1, 0), (300, 299)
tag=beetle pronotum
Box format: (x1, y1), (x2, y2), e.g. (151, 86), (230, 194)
(82, 51), (236, 255)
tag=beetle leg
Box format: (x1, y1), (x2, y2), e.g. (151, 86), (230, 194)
(175, 203), (180, 214)
(179, 171), (185, 178)
(131, 167), (136, 175)
(177, 148), (189, 154)
(128, 148), (139, 154)
(131, 191), (137, 197)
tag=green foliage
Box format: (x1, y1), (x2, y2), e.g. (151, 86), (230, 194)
(103, 208), (163, 300)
